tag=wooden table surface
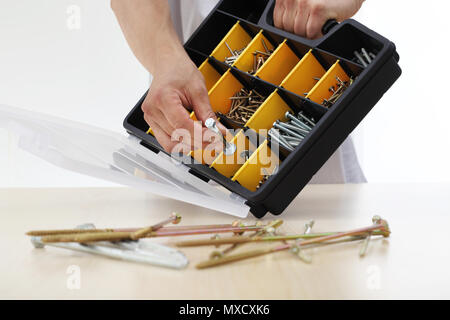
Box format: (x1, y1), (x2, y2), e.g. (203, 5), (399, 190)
(0, 183), (449, 299)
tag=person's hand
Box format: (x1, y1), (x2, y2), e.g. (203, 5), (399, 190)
(112, 0), (228, 156)
(274, 0), (365, 39)
(142, 48), (224, 154)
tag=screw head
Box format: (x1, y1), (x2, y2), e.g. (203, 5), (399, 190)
(223, 143), (237, 156)
(205, 118), (216, 129)
(372, 215), (382, 224)
(305, 220), (315, 229)
(290, 246), (300, 254)
(31, 236), (45, 249)
(266, 227), (275, 234)
(231, 220), (242, 227)
(171, 212), (182, 224)
(209, 251), (224, 260)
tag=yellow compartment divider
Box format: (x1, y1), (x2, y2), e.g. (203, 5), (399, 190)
(233, 30), (275, 73)
(306, 60), (350, 105)
(280, 50), (326, 97)
(189, 111), (215, 165)
(232, 140), (281, 192)
(255, 40), (300, 86)
(210, 21), (252, 63)
(198, 59), (221, 91)
(245, 89), (292, 136)
(210, 130), (254, 178)
(189, 111), (198, 121)
(208, 69), (243, 114)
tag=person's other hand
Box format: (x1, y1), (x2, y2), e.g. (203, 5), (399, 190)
(142, 49), (224, 154)
(274, 0), (365, 39)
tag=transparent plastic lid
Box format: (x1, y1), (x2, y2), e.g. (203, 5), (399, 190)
(0, 104), (249, 218)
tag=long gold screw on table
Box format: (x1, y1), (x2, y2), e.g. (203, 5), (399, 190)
(195, 217), (391, 269)
(131, 212), (182, 240)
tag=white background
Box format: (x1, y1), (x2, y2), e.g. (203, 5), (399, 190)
(0, 0), (449, 188)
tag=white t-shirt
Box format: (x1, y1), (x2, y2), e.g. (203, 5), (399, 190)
(169, 0), (366, 184)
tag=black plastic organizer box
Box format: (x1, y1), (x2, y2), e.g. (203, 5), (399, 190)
(123, 0), (402, 218)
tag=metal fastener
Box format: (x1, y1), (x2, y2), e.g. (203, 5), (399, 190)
(269, 129), (293, 151)
(354, 50), (368, 67)
(361, 47), (372, 64)
(205, 118), (236, 155)
(297, 112), (316, 127)
(276, 120), (309, 135)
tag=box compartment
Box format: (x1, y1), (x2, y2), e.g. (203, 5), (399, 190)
(280, 50), (327, 97)
(255, 40), (301, 86)
(232, 140), (280, 192)
(245, 89), (292, 135)
(233, 30), (276, 74)
(210, 129), (256, 178)
(307, 60), (351, 106)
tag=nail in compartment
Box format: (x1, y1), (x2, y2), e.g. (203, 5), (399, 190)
(210, 21), (253, 66)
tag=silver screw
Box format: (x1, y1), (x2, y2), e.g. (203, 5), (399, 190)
(304, 220), (315, 234)
(285, 112), (313, 130)
(285, 111), (307, 128)
(276, 120), (309, 135)
(31, 236), (45, 249)
(354, 50), (368, 68)
(277, 131), (295, 149)
(291, 219), (315, 263)
(270, 128), (294, 147)
(269, 129), (293, 151)
(284, 135), (303, 141)
(360, 215), (382, 257)
(273, 122), (305, 140)
(297, 112), (316, 127)
(359, 233), (371, 257)
(205, 118), (236, 156)
(361, 47), (372, 64)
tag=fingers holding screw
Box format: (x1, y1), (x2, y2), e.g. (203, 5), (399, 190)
(205, 118), (237, 155)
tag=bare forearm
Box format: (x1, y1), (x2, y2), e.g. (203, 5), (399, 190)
(111, 0), (188, 73)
